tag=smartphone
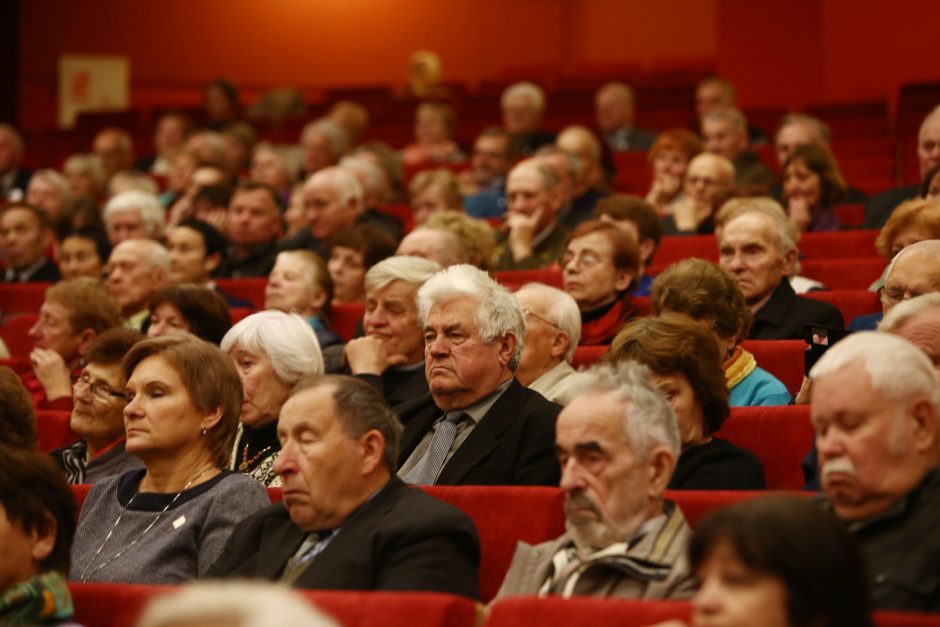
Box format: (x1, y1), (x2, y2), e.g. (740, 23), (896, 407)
(804, 324), (853, 375)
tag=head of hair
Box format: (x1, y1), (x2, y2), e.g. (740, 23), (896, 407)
(116, 238), (170, 273)
(879, 292), (940, 333)
(647, 128), (703, 165)
(273, 250), (334, 320)
(511, 158), (560, 192)
(308, 166), (363, 212)
(783, 143), (847, 209)
(699, 76), (736, 102)
(148, 284), (232, 345)
(365, 255), (442, 293)
(234, 179), (283, 212)
(122, 336), (243, 468)
(919, 104), (940, 143)
(609, 312), (730, 434)
(0, 124), (24, 160)
(338, 155), (387, 202)
(176, 218), (228, 260)
(252, 141), (301, 183)
(417, 264), (526, 370)
(103, 190), (166, 239)
(63, 153), (106, 188)
(516, 282), (582, 361)
(717, 197), (799, 255)
(0, 446), (76, 576)
(85, 327), (145, 366)
(501, 81), (546, 113)
(875, 198), (940, 258)
(422, 211), (496, 271)
(416, 102), (457, 135)
(777, 113), (831, 145)
(593, 195), (662, 262)
(206, 78), (239, 108)
(62, 228), (112, 266)
(301, 118), (350, 162)
(408, 168), (462, 210)
(29, 168), (71, 201)
(4, 201), (49, 230)
(652, 258), (752, 342)
(328, 223), (399, 270)
(44, 278), (123, 335)
(534, 145), (583, 184)
(703, 107), (748, 135)
(352, 142), (403, 193)
(220, 310), (324, 385)
(108, 170), (159, 197)
(0, 367), (36, 450)
(564, 219), (640, 276)
(193, 182), (235, 210)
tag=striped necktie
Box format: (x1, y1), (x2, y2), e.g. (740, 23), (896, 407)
(401, 411), (465, 485)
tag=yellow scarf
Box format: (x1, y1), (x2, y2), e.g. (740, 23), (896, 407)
(724, 346), (757, 390)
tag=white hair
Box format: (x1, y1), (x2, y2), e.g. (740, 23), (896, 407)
(28, 169), (71, 200)
(135, 581), (339, 627)
(720, 197), (798, 255)
(557, 125), (602, 162)
(568, 360), (681, 459)
(109, 170), (160, 196)
(516, 282), (582, 361)
(365, 255), (442, 292)
(810, 331), (940, 414)
(510, 158), (560, 191)
(703, 107), (748, 134)
(253, 141), (301, 182)
(103, 190), (166, 239)
(501, 81), (546, 112)
(63, 153), (105, 185)
(301, 118), (350, 161)
(112, 238), (170, 272)
(338, 155), (385, 199)
(777, 113), (831, 144)
(307, 166), (363, 212)
(880, 292), (940, 332)
(221, 310), (324, 384)
(417, 264), (526, 370)
(883, 239), (940, 285)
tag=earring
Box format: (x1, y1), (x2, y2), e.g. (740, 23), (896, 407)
(201, 427), (208, 437)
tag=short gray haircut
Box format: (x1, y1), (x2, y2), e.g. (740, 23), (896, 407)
(103, 190), (166, 239)
(501, 81), (546, 112)
(253, 141), (301, 182)
(339, 155), (386, 198)
(534, 145), (583, 184)
(718, 197), (799, 255)
(122, 238), (169, 272)
(136, 581), (339, 627)
(883, 239), (940, 284)
(63, 153), (105, 185)
(306, 166), (363, 212)
(777, 113), (831, 144)
(108, 170), (160, 196)
(28, 169), (71, 200)
(516, 282), (581, 361)
(810, 332), (940, 414)
(568, 360), (681, 459)
(703, 107), (747, 135)
(220, 310), (325, 384)
(879, 292), (940, 332)
(557, 125), (602, 162)
(417, 264), (526, 370)
(510, 158), (561, 192)
(364, 255), (442, 293)
(301, 118), (350, 161)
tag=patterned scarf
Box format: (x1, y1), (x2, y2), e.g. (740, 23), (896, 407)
(0, 571), (75, 625)
(724, 346), (757, 390)
(57, 440), (87, 485)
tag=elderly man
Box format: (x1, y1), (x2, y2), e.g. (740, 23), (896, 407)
(217, 181), (282, 278)
(880, 293), (940, 374)
(514, 283), (581, 405)
(299, 118), (349, 178)
(396, 264), (561, 486)
(0, 124), (31, 201)
(92, 127), (135, 185)
(0, 203), (60, 282)
(562, 220), (639, 345)
(460, 127), (513, 218)
(718, 203), (843, 339)
(556, 126), (608, 228)
(345, 256), (441, 405)
(852, 239), (940, 330)
(494, 159), (567, 270)
(501, 82), (555, 156)
(102, 190), (166, 245)
(106, 238), (169, 330)
(281, 166), (363, 257)
(594, 82), (656, 153)
(207, 375), (481, 597)
(495, 360), (693, 599)
(594, 194), (662, 296)
(396, 227), (466, 267)
(338, 156), (403, 239)
(702, 108), (774, 189)
(810, 331), (940, 612)
(695, 77), (767, 146)
(664, 153), (735, 235)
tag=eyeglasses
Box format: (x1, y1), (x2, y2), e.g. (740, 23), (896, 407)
(561, 250), (604, 269)
(522, 308), (561, 330)
(72, 372), (126, 402)
(879, 285), (923, 307)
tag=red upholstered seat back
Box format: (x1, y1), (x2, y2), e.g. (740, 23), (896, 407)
(804, 289), (881, 322)
(800, 257), (886, 290)
(488, 597), (692, 626)
(0, 313), (39, 357)
(214, 278), (267, 309)
(70, 582), (174, 627)
(494, 269), (563, 291)
(0, 282), (50, 315)
(666, 490), (771, 527)
(741, 339), (806, 395)
(799, 229), (879, 258)
(654, 235), (719, 266)
(331, 301), (365, 342)
(36, 409), (78, 453)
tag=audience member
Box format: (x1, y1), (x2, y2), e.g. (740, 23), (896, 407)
(284, 166), (362, 257)
(0, 124), (31, 201)
(645, 129), (703, 216)
(220, 311), (325, 487)
(594, 81), (656, 152)
(502, 82), (555, 156)
(265, 250), (342, 350)
(0, 203), (60, 282)
(207, 375), (481, 597)
(106, 238), (170, 330)
(718, 203), (843, 339)
(874, 198), (940, 259)
(921, 162), (940, 199)
(878, 239), (940, 317)
(345, 256), (440, 405)
(63, 153), (106, 202)
(402, 102), (464, 166)
(50, 328), (144, 484)
(327, 223), (398, 305)
(299, 118), (349, 178)
(397, 264), (561, 485)
(108, 170), (160, 198)
(338, 156), (403, 238)
(146, 284), (232, 345)
(652, 259), (791, 406)
(611, 313), (766, 490)
(409, 168), (462, 225)
(184, 131), (230, 169)
(250, 142), (300, 205)
(879, 292), (940, 374)
(664, 153), (735, 235)
(556, 125), (609, 228)
(514, 283), (581, 405)
(135, 112), (191, 176)
(534, 144), (578, 215)
(396, 226), (466, 267)
(810, 331), (940, 612)
(459, 127), (513, 218)
(217, 181), (282, 278)
(328, 100), (370, 146)
(402, 50), (449, 99)
(221, 121), (257, 175)
(495, 360), (693, 599)
(594, 194), (663, 296)
(781, 143), (847, 233)
(25, 169), (71, 238)
(695, 77), (767, 145)
(92, 127), (135, 186)
(103, 190), (166, 245)
(702, 108), (774, 189)
(282, 184), (308, 241)
(562, 220), (639, 345)
(352, 142), (403, 202)
(0, 367), (37, 449)
(203, 78), (241, 130)
(423, 210), (496, 270)
(71, 336), (269, 583)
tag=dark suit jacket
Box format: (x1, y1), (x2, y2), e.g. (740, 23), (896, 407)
(206, 476), (481, 599)
(748, 278), (844, 340)
(4, 257), (60, 283)
(395, 379), (561, 486)
(862, 184), (919, 229)
(357, 365), (429, 407)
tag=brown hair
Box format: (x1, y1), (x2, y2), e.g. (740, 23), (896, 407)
(122, 336), (242, 468)
(651, 258), (752, 343)
(148, 284), (233, 345)
(85, 327), (145, 366)
(0, 366), (36, 449)
(328, 223), (399, 269)
(45, 277), (123, 335)
(593, 194), (663, 264)
(782, 143), (847, 210)
(423, 211), (496, 271)
(409, 168), (462, 210)
(647, 128), (702, 165)
(609, 312), (730, 434)
(416, 102), (458, 135)
(875, 198), (940, 259)
(564, 219), (641, 275)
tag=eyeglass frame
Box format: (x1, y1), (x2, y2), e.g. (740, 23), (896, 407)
(521, 308), (562, 331)
(71, 371), (127, 402)
(878, 284), (923, 307)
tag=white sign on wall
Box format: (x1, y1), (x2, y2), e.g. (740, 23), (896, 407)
(58, 54), (130, 128)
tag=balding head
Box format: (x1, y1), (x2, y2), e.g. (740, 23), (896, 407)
(775, 114), (830, 166)
(557, 126), (602, 193)
(303, 166), (362, 240)
(93, 128), (134, 181)
(882, 240), (940, 315)
(397, 228), (465, 267)
(595, 82), (636, 133)
(685, 153), (735, 208)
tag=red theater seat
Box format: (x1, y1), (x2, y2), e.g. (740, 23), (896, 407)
(667, 490), (771, 527)
(741, 339), (805, 395)
(494, 269), (563, 291)
(804, 290), (881, 323)
(654, 235), (718, 266)
(799, 229), (879, 258)
(0, 313), (38, 357)
(230, 307), (253, 323)
(834, 203), (865, 228)
(800, 258), (885, 290)
(36, 410), (78, 453)
(488, 597), (692, 626)
(215, 278), (267, 310)
(331, 301), (364, 342)
(572, 345), (607, 369)
(70, 582), (173, 627)
(0, 281), (51, 315)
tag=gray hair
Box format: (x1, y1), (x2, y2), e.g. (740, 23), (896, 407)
(339, 155), (386, 199)
(883, 239), (940, 285)
(306, 166), (363, 212)
(703, 107), (747, 135)
(516, 282), (582, 361)
(365, 255), (442, 292)
(510, 158), (561, 192)
(301, 118), (350, 162)
(880, 292), (940, 332)
(777, 113), (831, 144)
(534, 146), (582, 184)
(63, 153), (105, 185)
(718, 197), (799, 255)
(253, 141), (301, 182)
(501, 81), (546, 112)
(28, 169), (71, 200)
(557, 125), (602, 162)
(417, 264), (526, 370)
(109, 170), (160, 196)
(597, 81), (635, 105)
(135, 581), (339, 627)
(122, 238), (170, 272)
(103, 190), (166, 239)
(568, 360), (681, 459)
(220, 310), (325, 385)
(810, 332), (940, 414)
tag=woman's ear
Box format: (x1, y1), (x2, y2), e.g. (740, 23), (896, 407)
(202, 406), (224, 433)
(30, 513), (57, 565)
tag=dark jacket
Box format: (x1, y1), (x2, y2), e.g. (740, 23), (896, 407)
(748, 278), (844, 340)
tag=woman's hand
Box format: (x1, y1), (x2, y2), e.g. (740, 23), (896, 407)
(788, 197), (813, 233)
(646, 173), (681, 211)
(30, 348), (73, 401)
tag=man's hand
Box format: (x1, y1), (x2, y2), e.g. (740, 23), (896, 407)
(30, 348), (73, 401)
(344, 336), (408, 376)
(506, 207), (543, 262)
(671, 196), (709, 232)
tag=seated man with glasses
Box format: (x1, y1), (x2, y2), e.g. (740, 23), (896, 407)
(663, 153), (735, 235)
(49, 328), (144, 484)
(880, 239), (940, 315)
(562, 220), (640, 345)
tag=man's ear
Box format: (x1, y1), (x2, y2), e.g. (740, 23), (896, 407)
(549, 331), (569, 361)
(910, 399), (940, 455)
(781, 247), (799, 277)
(646, 445), (676, 498)
(359, 429), (386, 475)
(77, 328), (98, 358)
(498, 333), (518, 369)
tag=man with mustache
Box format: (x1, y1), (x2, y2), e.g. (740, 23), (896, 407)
(494, 360), (695, 599)
(810, 331), (940, 612)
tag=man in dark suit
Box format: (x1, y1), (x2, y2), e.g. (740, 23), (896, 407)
(0, 203), (60, 282)
(396, 264), (562, 486)
(0, 124), (32, 202)
(207, 375), (480, 597)
(595, 82), (657, 153)
(718, 203), (843, 340)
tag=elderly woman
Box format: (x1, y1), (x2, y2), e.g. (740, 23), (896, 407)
(610, 312), (766, 490)
(875, 197), (940, 259)
(50, 328), (144, 485)
(146, 284), (232, 345)
(0, 446), (78, 625)
(781, 143), (847, 233)
(25, 168), (72, 239)
(70, 336), (268, 583)
(645, 128), (703, 216)
(561, 219), (640, 345)
(220, 311), (324, 486)
(63, 153), (106, 202)
(652, 259), (791, 406)
(401, 102), (465, 167)
(103, 190), (166, 245)
(327, 224), (398, 305)
(409, 168), (463, 226)
(59, 228), (111, 281)
(249, 142), (300, 205)
(265, 250), (343, 349)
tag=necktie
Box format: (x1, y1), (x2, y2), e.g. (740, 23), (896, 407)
(401, 411), (464, 485)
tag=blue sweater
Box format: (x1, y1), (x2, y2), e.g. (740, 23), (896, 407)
(729, 366), (792, 406)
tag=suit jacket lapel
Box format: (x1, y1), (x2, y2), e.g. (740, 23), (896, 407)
(255, 507), (308, 579)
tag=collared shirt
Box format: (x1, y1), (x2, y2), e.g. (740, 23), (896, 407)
(279, 528), (339, 585)
(4, 256), (49, 282)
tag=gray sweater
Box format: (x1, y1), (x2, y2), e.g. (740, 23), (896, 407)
(70, 469), (269, 584)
